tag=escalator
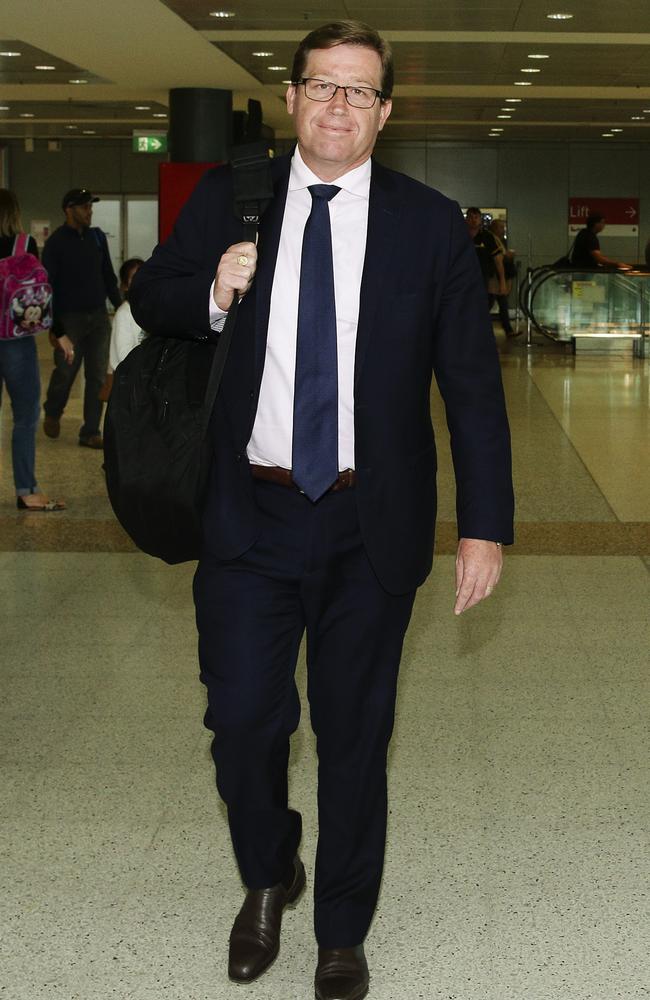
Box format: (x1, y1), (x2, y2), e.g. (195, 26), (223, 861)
(519, 265), (650, 356)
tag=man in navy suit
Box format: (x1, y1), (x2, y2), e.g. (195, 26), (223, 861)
(131, 20), (513, 1000)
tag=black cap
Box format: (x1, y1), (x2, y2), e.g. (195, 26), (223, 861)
(62, 188), (100, 210)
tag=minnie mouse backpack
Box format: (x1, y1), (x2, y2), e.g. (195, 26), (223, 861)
(0, 233), (53, 340)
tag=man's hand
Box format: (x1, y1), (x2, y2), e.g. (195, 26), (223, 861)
(454, 537), (503, 615)
(57, 335), (75, 365)
(213, 241), (258, 311)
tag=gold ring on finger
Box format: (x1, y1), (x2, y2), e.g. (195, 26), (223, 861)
(237, 254), (249, 266)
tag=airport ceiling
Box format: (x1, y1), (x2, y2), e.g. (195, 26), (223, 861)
(2, 0), (650, 144)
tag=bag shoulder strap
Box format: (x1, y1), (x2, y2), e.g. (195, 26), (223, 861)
(12, 233), (30, 256)
(200, 296), (240, 438)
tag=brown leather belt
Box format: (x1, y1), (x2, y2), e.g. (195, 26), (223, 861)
(249, 464), (356, 493)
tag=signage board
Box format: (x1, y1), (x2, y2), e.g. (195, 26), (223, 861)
(132, 132), (167, 154)
(568, 197), (639, 237)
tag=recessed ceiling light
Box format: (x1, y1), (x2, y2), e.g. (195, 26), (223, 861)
(82, 130), (96, 134)
(65, 124), (78, 129)
(0, 51), (21, 57)
(282, 79), (292, 84)
(209, 10), (235, 16)
(497, 115), (512, 119)
(611, 128), (623, 132)
(643, 109), (650, 113)
(547, 12), (574, 19)
(520, 68), (541, 73)
(35, 65), (56, 70)
(20, 113), (34, 118)
(528, 54), (550, 59)
(501, 107), (515, 112)
(135, 105), (151, 110)
(0, 105), (9, 110)
(491, 128), (504, 132)
(153, 112), (167, 118)
(505, 98), (522, 103)
(252, 51), (274, 57)
(631, 116), (645, 120)
(602, 133), (614, 137)
(514, 81), (533, 86)
(69, 78), (88, 84)
(267, 65), (287, 71)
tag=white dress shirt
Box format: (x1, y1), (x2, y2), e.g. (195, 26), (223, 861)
(209, 147), (370, 470)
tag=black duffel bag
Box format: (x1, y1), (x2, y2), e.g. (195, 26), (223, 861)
(103, 302), (237, 564)
(103, 137), (273, 563)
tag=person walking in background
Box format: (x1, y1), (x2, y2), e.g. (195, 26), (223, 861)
(465, 206), (506, 295)
(42, 188), (122, 449)
(570, 213), (630, 270)
(99, 258), (145, 402)
(109, 258), (144, 370)
(488, 217), (518, 337)
(131, 20), (513, 1000)
(0, 189), (66, 511)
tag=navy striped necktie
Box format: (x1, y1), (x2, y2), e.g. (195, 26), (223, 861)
(292, 184), (341, 502)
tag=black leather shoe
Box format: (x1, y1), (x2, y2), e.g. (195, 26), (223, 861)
(228, 856), (306, 983)
(315, 945), (369, 1000)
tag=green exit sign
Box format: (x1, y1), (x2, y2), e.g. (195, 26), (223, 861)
(132, 133), (167, 154)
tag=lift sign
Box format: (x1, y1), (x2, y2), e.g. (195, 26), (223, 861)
(569, 198), (639, 237)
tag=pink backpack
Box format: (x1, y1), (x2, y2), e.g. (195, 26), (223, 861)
(0, 233), (53, 340)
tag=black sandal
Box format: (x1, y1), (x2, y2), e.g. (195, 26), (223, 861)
(16, 496), (66, 512)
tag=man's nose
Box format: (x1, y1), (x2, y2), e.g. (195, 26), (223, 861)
(328, 86), (349, 112)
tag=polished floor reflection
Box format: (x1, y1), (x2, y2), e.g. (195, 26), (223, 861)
(1, 333), (648, 1000)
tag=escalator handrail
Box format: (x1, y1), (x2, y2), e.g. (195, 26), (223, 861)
(524, 265), (650, 342)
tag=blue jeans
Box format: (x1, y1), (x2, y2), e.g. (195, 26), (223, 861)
(0, 336), (41, 494)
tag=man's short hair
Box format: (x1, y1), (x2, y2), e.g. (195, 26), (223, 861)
(586, 213), (605, 229)
(466, 207), (482, 217)
(291, 20), (394, 99)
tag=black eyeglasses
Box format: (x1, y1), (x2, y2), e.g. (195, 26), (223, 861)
(296, 77), (384, 109)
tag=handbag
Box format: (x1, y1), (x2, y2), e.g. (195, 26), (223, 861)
(103, 299), (239, 564)
(553, 238), (576, 269)
(103, 137), (274, 563)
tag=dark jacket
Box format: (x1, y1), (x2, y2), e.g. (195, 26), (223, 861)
(0, 234), (39, 261)
(130, 154), (514, 595)
(43, 224), (121, 319)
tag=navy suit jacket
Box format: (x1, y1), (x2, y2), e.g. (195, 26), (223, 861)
(130, 153), (514, 595)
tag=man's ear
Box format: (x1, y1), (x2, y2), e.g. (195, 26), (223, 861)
(378, 98), (392, 132)
(286, 84), (296, 115)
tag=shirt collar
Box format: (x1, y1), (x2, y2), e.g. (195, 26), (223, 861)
(289, 145), (371, 200)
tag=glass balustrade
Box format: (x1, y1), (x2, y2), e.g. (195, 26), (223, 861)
(527, 268), (650, 353)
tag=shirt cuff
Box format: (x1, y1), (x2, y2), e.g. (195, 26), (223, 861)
(209, 280), (228, 331)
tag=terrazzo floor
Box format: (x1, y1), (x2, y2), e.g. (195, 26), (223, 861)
(1, 332), (649, 1000)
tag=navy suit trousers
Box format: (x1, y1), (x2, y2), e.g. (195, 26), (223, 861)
(193, 476), (416, 947)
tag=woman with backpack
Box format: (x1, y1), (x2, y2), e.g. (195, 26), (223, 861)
(0, 189), (67, 510)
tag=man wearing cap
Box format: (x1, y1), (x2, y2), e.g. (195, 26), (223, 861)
(42, 188), (121, 448)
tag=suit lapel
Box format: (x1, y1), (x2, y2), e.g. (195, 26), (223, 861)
(354, 161), (401, 389)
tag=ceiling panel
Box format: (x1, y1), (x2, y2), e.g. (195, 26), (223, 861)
(162, 0), (650, 33)
(0, 40), (106, 85)
(3, 0), (650, 143)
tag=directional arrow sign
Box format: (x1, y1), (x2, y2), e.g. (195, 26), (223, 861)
(132, 132), (168, 154)
(568, 197), (639, 237)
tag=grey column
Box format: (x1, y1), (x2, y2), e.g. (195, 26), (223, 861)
(168, 88), (233, 162)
